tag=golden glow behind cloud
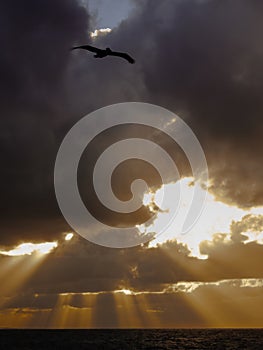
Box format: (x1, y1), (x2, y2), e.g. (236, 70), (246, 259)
(140, 177), (263, 258)
(0, 242), (58, 256)
(90, 28), (112, 38)
(65, 233), (74, 241)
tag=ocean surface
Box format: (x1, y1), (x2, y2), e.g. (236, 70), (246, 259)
(0, 329), (262, 349)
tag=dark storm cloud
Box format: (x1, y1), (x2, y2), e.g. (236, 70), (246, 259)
(105, 0), (263, 207)
(1, 0), (263, 243)
(55, 0), (263, 225)
(0, 0), (91, 243)
(0, 0), (146, 244)
(127, 0), (263, 137)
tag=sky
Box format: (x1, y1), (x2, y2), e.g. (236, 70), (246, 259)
(1, 0), (263, 328)
(87, 0), (133, 28)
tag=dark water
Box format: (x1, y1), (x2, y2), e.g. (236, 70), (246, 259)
(0, 329), (262, 349)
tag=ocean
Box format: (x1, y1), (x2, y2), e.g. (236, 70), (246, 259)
(0, 329), (262, 349)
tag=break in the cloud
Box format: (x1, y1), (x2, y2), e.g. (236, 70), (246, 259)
(90, 27), (112, 38)
(0, 242), (57, 256)
(139, 178), (263, 257)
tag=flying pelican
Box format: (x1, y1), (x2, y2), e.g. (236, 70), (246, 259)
(70, 44), (135, 64)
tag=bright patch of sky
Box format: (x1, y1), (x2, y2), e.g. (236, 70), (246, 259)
(82, 0), (134, 29)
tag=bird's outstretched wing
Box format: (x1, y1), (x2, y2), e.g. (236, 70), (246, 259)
(70, 44), (104, 54)
(108, 50), (135, 64)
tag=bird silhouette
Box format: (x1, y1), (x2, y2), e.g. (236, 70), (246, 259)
(70, 45), (135, 64)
